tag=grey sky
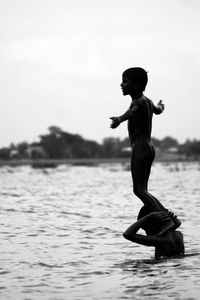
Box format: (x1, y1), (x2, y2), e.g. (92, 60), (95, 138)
(0, 0), (199, 147)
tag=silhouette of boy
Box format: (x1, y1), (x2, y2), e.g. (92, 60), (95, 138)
(110, 67), (181, 235)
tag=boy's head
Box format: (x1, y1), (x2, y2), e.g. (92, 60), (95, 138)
(121, 67), (148, 95)
(138, 206), (185, 254)
(137, 205), (161, 235)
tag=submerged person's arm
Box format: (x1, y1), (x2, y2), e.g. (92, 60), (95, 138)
(152, 100), (165, 115)
(123, 212), (169, 247)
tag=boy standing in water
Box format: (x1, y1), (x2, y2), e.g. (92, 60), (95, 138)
(110, 67), (181, 235)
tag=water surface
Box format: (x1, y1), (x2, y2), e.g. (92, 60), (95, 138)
(0, 162), (200, 299)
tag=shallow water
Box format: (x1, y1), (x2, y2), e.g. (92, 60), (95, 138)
(0, 162), (200, 299)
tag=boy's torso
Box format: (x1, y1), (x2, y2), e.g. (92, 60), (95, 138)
(128, 96), (153, 145)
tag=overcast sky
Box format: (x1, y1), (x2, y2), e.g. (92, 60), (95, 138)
(0, 0), (199, 147)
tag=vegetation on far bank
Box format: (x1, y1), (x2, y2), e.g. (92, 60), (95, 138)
(0, 126), (200, 161)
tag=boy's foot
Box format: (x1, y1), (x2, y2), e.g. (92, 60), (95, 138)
(167, 210), (181, 229)
(172, 216), (181, 230)
(158, 210), (181, 236)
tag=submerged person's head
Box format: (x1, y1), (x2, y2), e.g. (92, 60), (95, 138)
(137, 205), (161, 235)
(138, 206), (185, 253)
(121, 67), (148, 96)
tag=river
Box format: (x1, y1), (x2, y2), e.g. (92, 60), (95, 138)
(0, 162), (200, 299)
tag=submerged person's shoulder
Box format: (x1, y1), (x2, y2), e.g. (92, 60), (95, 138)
(167, 230), (185, 255)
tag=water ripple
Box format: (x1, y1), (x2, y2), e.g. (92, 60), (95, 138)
(0, 163), (200, 299)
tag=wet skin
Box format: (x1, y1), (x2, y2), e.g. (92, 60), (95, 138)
(123, 212), (185, 259)
(110, 75), (165, 213)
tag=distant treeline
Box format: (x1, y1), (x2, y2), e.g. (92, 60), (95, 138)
(0, 126), (200, 160)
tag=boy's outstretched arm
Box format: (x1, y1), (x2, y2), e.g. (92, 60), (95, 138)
(152, 100), (165, 115)
(123, 212), (169, 247)
(110, 104), (139, 129)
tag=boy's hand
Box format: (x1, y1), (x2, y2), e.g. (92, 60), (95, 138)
(157, 100), (165, 112)
(150, 211), (170, 223)
(110, 117), (120, 129)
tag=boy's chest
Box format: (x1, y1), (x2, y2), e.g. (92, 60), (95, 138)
(128, 108), (147, 128)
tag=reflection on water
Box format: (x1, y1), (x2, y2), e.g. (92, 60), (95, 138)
(0, 162), (200, 299)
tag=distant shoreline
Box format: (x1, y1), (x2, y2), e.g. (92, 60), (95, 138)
(0, 158), (129, 167)
(0, 155), (199, 167)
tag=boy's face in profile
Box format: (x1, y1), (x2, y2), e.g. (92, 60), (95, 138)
(120, 75), (139, 96)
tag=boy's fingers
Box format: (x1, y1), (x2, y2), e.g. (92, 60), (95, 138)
(160, 211), (166, 216)
(160, 216), (170, 221)
(159, 212), (170, 220)
(160, 211), (168, 216)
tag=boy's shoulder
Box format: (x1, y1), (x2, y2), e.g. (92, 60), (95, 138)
(137, 95), (153, 109)
(141, 95), (152, 103)
(166, 230), (184, 253)
(130, 95), (153, 111)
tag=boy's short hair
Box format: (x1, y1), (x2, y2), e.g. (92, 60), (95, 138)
(137, 205), (150, 220)
(137, 205), (160, 234)
(123, 67), (148, 92)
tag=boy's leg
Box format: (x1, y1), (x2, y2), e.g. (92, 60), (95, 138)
(144, 153), (166, 211)
(131, 154), (163, 211)
(131, 154), (176, 235)
(144, 150), (181, 232)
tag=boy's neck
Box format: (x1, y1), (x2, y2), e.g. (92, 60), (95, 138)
(130, 91), (143, 101)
